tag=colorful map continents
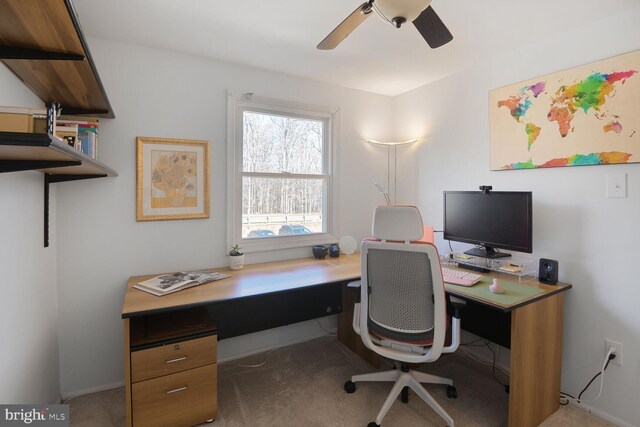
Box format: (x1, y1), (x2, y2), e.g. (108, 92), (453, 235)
(489, 50), (639, 170)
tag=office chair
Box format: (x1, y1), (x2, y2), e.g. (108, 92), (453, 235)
(345, 206), (462, 427)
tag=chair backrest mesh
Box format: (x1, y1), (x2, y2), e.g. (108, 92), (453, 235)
(367, 247), (435, 334)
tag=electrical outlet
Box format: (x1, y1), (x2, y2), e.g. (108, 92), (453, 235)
(605, 339), (623, 366)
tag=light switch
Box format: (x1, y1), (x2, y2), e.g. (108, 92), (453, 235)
(606, 173), (627, 198)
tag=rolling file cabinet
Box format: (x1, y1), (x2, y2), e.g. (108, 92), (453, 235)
(125, 307), (217, 426)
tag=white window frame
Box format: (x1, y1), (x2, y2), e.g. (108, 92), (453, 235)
(226, 91), (340, 253)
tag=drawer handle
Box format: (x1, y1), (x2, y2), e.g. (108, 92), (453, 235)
(166, 386), (188, 394)
(165, 356), (188, 364)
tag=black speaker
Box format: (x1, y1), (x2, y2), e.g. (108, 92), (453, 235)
(539, 258), (558, 284)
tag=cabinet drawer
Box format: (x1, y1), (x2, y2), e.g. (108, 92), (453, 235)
(132, 363), (217, 427)
(131, 335), (216, 382)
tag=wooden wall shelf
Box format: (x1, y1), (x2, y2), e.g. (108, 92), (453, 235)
(0, 131), (117, 177)
(0, 0), (118, 247)
(0, 0), (114, 118)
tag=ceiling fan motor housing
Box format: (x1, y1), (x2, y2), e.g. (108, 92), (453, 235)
(375, 0), (432, 23)
(391, 17), (406, 28)
(317, 0), (451, 50)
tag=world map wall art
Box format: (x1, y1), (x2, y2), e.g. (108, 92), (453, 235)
(489, 50), (639, 170)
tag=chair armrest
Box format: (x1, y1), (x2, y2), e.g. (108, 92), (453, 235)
(447, 294), (466, 319)
(442, 296), (465, 354)
(353, 302), (361, 335)
(347, 281), (363, 334)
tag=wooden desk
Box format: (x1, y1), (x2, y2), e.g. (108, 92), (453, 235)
(121, 254), (570, 427)
(442, 267), (572, 427)
(122, 255), (361, 426)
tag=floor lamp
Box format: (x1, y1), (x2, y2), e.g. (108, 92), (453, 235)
(367, 138), (417, 205)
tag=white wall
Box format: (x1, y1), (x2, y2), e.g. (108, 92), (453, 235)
(394, 7), (640, 425)
(8, 9), (636, 421)
(54, 38), (395, 396)
(0, 68), (60, 403)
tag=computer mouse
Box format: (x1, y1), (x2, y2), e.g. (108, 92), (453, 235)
(489, 278), (504, 294)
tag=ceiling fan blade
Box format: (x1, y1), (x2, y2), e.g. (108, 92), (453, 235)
(412, 6), (453, 49)
(317, 2), (373, 50)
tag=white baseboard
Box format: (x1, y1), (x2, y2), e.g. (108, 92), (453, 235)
(216, 316), (336, 363)
(61, 381), (124, 402)
(217, 334), (328, 363)
(217, 330), (331, 363)
(572, 401), (636, 427)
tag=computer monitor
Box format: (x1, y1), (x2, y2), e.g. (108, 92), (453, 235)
(443, 191), (532, 258)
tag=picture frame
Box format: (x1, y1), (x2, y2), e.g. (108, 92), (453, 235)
(136, 137), (210, 221)
(489, 50), (639, 170)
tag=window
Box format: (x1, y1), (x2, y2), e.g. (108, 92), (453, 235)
(227, 93), (338, 252)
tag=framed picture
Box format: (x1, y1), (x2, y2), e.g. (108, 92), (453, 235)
(136, 137), (210, 221)
(489, 50), (639, 170)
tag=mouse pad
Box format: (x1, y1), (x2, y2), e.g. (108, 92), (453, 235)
(445, 277), (545, 307)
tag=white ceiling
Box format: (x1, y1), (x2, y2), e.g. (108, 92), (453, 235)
(73, 0), (638, 97)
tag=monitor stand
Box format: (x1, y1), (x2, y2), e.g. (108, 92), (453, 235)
(464, 246), (511, 259)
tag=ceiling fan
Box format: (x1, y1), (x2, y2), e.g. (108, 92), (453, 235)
(317, 0), (452, 50)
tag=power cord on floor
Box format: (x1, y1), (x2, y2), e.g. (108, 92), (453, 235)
(560, 348), (616, 405)
(317, 318), (337, 336)
(483, 340), (509, 390)
(221, 347), (278, 368)
(460, 337), (485, 346)
(220, 319), (335, 368)
(459, 340), (510, 391)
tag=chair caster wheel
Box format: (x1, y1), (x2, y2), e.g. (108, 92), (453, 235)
(367, 422), (380, 427)
(344, 380), (356, 393)
(447, 385), (457, 398)
(401, 386), (409, 403)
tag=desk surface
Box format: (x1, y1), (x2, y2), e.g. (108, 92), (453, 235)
(122, 254), (571, 318)
(122, 255), (361, 318)
(443, 266), (571, 313)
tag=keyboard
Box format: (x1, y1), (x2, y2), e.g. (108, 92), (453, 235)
(442, 267), (483, 286)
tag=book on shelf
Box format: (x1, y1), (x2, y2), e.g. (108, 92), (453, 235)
(133, 270), (231, 296)
(56, 119), (99, 158)
(55, 122), (78, 147)
(77, 131), (97, 159)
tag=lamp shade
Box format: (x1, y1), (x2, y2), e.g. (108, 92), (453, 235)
(366, 138), (418, 146)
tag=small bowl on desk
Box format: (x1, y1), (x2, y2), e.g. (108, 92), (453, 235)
(312, 245), (329, 259)
(329, 243), (340, 258)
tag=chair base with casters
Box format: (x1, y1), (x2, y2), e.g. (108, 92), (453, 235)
(345, 360), (457, 427)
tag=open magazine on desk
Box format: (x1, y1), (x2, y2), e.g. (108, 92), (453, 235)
(133, 270), (230, 296)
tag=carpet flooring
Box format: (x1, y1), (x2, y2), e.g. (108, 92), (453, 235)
(67, 336), (614, 426)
